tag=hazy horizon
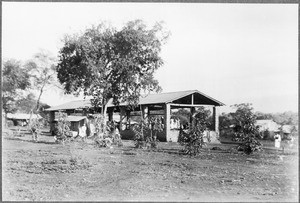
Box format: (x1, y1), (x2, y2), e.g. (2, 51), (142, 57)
(2, 2), (298, 114)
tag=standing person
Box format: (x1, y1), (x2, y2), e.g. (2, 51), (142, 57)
(274, 133), (281, 149)
(79, 123), (87, 141)
(114, 125), (121, 140)
(89, 123), (96, 137)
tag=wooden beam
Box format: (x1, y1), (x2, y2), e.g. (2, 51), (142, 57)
(190, 107), (195, 127)
(49, 111), (55, 134)
(108, 109), (113, 121)
(149, 113), (165, 116)
(169, 103), (205, 108)
(164, 103), (171, 142)
(213, 106), (219, 134)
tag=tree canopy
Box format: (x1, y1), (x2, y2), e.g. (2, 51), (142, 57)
(2, 59), (31, 114)
(25, 50), (57, 112)
(15, 93), (50, 114)
(57, 20), (169, 113)
(230, 103), (261, 154)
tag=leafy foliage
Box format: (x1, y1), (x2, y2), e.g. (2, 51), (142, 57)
(132, 116), (164, 149)
(92, 115), (122, 147)
(28, 117), (44, 142)
(92, 114), (106, 138)
(57, 20), (168, 104)
(57, 20), (169, 137)
(14, 93), (50, 114)
(149, 116), (164, 137)
(179, 107), (211, 156)
(219, 112), (235, 137)
(172, 109), (190, 128)
(2, 59), (31, 114)
(231, 103), (262, 154)
(54, 112), (71, 143)
(25, 50), (57, 113)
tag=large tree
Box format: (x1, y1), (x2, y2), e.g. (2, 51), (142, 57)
(25, 50), (57, 113)
(2, 59), (31, 115)
(57, 20), (169, 133)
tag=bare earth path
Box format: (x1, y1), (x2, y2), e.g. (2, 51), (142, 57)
(2, 131), (298, 202)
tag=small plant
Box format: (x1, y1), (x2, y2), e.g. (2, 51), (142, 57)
(149, 116), (164, 148)
(133, 116), (163, 149)
(179, 107), (211, 156)
(93, 116), (122, 148)
(28, 117), (44, 142)
(54, 112), (71, 144)
(93, 114), (106, 138)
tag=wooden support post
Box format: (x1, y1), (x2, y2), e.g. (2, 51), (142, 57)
(190, 107), (195, 127)
(108, 109), (113, 122)
(119, 107), (127, 132)
(191, 93), (194, 105)
(164, 103), (171, 142)
(213, 106), (219, 134)
(49, 111), (55, 134)
(126, 110), (131, 128)
(141, 106), (149, 125)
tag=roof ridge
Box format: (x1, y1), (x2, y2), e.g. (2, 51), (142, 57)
(46, 89), (223, 111)
(68, 90), (197, 99)
(147, 89), (197, 96)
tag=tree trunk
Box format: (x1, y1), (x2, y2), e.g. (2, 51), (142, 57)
(36, 89), (43, 112)
(29, 109), (34, 126)
(4, 113), (8, 128)
(36, 82), (46, 113)
(101, 99), (108, 137)
(140, 105), (144, 140)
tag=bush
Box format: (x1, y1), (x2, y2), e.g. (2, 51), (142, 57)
(28, 117), (44, 142)
(92, 117), (123, 148)
(54, 112), (71, 143)
(231, 104), (262, 154)
(179, 107), (211, 156)
(132, 116), (163, 149)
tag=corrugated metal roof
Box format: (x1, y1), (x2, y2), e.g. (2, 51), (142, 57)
(66, 116), (87, 122)
(45, 90), (224, 111)
(46, 100), (92, 111)
(54, 116), (87, 122)
(282, 125), (293, 134)
(7, 113), (42, 120)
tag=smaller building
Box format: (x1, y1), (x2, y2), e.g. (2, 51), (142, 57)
(53, 115), (87, 137)
(281, 125), (295, 140)
(256, 120), (280, 132)
(282, 125), (294, 134)
(256, 119), (280, 139)
(6, 113), (42, 126)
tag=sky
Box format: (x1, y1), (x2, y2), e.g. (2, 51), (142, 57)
(2, 2), (298, 113)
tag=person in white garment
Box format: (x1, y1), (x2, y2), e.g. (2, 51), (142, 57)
(79, 124), (87, 139)
(274, 133), (281, 149)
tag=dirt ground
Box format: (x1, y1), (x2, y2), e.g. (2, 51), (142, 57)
(2, 128), (299, 202)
